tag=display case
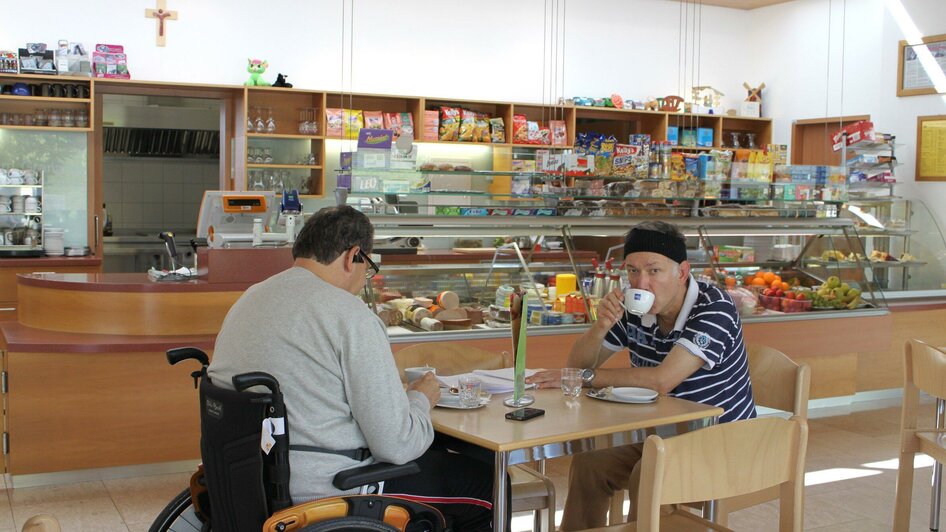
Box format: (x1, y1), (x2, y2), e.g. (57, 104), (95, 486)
(359, 213), (890, 343)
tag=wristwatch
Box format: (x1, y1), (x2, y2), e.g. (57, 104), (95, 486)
(581, 368), (596, 386)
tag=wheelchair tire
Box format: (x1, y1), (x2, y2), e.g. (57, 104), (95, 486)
(149, 488), (205, 532)
(298, 517), (399, 531)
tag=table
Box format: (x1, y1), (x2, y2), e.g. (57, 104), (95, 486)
(430, 388), (724, 529)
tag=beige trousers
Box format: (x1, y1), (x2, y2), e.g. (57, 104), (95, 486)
(559, 443), (645, 531)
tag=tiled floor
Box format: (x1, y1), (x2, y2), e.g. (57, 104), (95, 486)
(2, 398), (943, 531)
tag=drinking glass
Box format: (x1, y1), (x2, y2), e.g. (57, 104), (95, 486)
(729, 132), (741, 149)
(458, 376), (483, 408)
(268, 172), (283, 193)
(48, 109), (62, 127)
(249, 170), (266, 191)
(34, 109), (47, 126)
(75, 109), (89, 128)
(247, 147), (256, 163)
(561, 368), (583, 398)
(746, 133), (757, 149)
(254, 107), (265, 133)
(265, 108), (276, 134)
(263, 147), (273, 164)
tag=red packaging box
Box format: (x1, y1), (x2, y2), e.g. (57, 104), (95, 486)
(832, 120), (875, 151)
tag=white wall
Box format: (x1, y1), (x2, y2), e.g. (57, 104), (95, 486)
(2, 0), (943, 226)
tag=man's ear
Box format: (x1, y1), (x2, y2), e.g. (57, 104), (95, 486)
(679, 260), (691, 283)
(342, 247), (358, 274)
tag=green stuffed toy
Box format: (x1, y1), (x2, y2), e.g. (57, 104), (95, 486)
(245, 59), (270, 86)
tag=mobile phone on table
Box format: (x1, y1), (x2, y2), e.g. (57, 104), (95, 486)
(505, 407), (545, 421)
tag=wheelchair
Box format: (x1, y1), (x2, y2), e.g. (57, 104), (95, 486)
(149, 347), (448, 532)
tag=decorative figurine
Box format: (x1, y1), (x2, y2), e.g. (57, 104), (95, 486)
(273, 73), (292, 88)
(245, 59), (270, 86)
(744, 82), (765, 102)
(691, 86), (725, 114)
(659, 95), (684, 112)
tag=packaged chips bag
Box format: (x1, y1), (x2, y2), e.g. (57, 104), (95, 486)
(513, 114), (529, 144)
(489, 117), (505, 143)
(424, 110), (439, 141)
(325, 108), (344, 137)
(342, 109), (364, 138)
(595, 136), (616, 175)
(459, 108), (477, 142)
(474, 114), (491, 142)
(439, 106), (460, 141)
(363, 110), (384, 130)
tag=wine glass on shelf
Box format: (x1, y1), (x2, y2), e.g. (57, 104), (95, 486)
(249, 170), (266, 191)
(263, 147), (274, 164)
(254, 107), (265, 133)
(265, 108), (276, 134)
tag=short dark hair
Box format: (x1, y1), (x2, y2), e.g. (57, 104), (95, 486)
(623, 220), (688, 263)
(292, 205), (373, 264)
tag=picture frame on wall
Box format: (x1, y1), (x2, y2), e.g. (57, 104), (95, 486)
(916, 115), (946, 182)
(897, 33), (946, 97)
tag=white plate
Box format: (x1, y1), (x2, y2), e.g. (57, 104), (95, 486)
(611, 387), (658, 401)
(436, 394), (491, 409)
(586, 388), (658, 404)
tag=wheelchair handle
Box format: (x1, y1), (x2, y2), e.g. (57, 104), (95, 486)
(166, 347), (210, 367)
(232, 371), (281, 396)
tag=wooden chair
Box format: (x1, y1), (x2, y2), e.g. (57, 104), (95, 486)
(893, 339), (946, 532)
(393, 342), (557, 532)
(582, 416), (808, 532)
(607, 344), (810, 525)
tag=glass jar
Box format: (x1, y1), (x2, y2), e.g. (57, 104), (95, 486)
(33, 109), (47, 126)
(76, 109), (89, 128)
(47, 109), (62, 127)
(61, 109), (75, 128)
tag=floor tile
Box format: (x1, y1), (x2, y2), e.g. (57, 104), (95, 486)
(104, 472), (191, 528)
(11, 497), (127, 532)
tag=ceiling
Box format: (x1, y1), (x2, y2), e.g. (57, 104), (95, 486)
(665, 0), (794, 9)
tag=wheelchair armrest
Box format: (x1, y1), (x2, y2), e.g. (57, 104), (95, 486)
(332, 461), (420, 491)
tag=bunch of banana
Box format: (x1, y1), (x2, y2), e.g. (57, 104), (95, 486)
(821, 250), (847, 262)
(813, 276), (862, 309)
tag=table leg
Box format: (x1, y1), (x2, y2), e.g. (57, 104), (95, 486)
(931, 398), (945, 531)
(704, 415), (720, 523)
(495, 450), (509, 531)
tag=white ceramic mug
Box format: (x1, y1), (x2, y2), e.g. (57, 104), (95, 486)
(623, 288), (656, 316)
(404, 366), (436, 383)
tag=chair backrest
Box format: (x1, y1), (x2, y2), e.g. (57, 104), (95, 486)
(393, 342), (512, 381)
(747, 344), (811, 419)
(637, 416), (808, 532)
(199, 375), (290, 532)
(904, 339), (946, 401)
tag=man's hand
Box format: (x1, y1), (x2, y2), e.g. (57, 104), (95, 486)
(526, 369), (562, 389)
(594, 287), (625, 332)
(407, 372), (441, 409)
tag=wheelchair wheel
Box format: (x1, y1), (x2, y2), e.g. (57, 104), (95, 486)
(149, 488), (205, 532)
(298, 517), (399, 531)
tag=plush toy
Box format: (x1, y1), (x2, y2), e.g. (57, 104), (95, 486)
(245, 59), (270, 86)
(273, 73), (293, 88)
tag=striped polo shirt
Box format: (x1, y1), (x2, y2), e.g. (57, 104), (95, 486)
(603, 276), (756, 423)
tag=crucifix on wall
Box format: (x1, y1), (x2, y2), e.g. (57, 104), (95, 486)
(145, 0), (178, 47)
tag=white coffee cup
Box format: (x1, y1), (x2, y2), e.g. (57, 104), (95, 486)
(404, 366), (436, 383)
(623, 288), (656, 316)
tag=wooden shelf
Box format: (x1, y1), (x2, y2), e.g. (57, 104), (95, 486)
(246, 164), (322, 169)
(247, 133), (324, 140)
(0, 95), (91, 103)
(0, 73), (91, 82)
(0, 125), (91, 132)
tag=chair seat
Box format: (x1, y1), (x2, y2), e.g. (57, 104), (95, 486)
(582, 509), (735, 532)
(509, 464), (552, 499)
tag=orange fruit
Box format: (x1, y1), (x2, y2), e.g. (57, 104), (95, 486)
(770, 280), (781, 290)
(779, 281), (790, 291)
(773, 275), (782, 284)
(762, 272), (776, 284)
(725, 276), (737, 288)
(751, 277), (767, 287)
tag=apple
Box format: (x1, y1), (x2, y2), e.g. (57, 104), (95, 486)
(775, 289), (785, 297)
(784, 292), (796, 299)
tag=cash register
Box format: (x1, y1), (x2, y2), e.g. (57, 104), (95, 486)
(196, 190), (302, 248)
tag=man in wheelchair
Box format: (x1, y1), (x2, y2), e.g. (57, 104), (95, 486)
(206, 205), (504, 531)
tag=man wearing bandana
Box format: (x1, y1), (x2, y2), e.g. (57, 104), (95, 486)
(527, 220), (756, 530)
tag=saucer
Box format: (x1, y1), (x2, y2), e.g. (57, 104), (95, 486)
(436, 394), (491, 409)
(586, 387), (658, 404)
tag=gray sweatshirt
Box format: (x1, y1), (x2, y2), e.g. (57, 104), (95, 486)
(208, 266), (433, 502)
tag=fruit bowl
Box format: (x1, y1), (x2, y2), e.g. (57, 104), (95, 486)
(758, 294), (783, 311)
(780, 297), (812, 313)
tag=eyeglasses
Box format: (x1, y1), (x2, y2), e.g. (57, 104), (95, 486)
(352, 249), (380, 279)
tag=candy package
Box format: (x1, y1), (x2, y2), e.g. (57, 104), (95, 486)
(424, 110), (440, 141)
(489, 117), (505, 143)
(342, 109), (364, 137)
(459, 109), (477, 142)
(439, 107), (460, 141)
(399, 112), (415, 139)
(512, 114), (529, 143)
(325, 108), (344, 137)
(594, 136), (616, 175)
(550, 120), (567, 146)
(538, 125), (551, 145)
(474, 114), (491, 143)
(526, 121), (540, 144)
(363, 111), (384, 130)
(612, 144), (640, 177)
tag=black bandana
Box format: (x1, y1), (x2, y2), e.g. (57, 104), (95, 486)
(623, 227), (687, 263)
